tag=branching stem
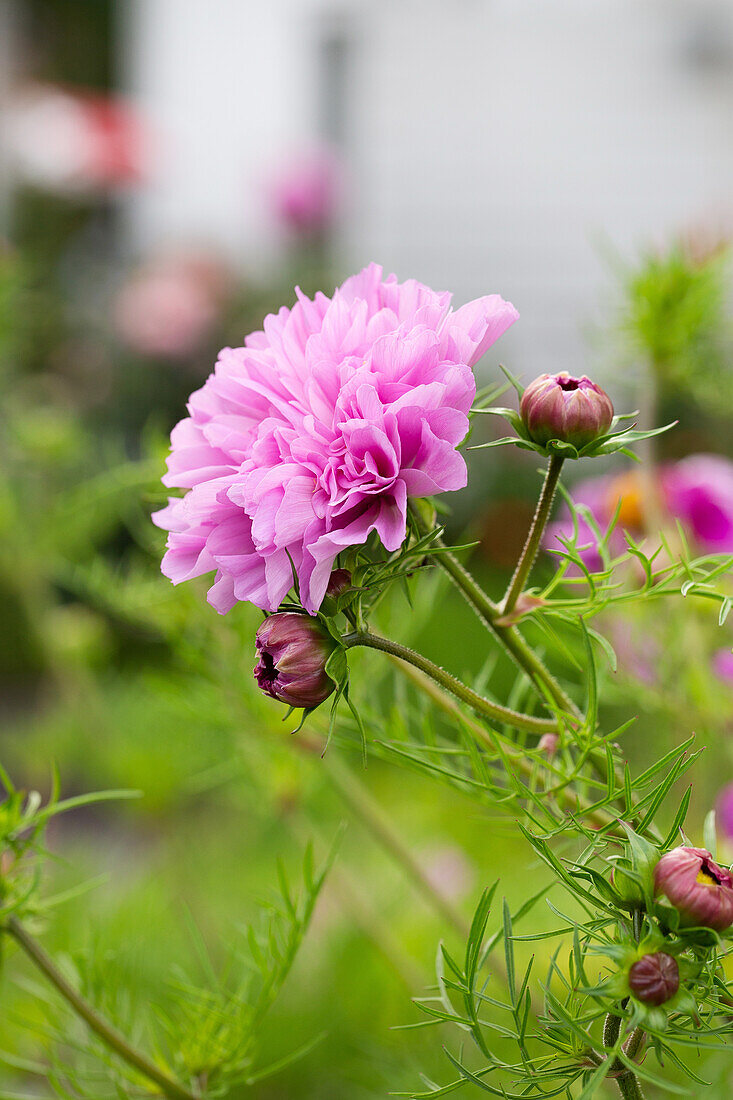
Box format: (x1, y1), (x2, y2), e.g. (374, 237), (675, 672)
(343, 630), (559, 736)
(5, 917), (197, 1100)
(408, 503), (580, 720)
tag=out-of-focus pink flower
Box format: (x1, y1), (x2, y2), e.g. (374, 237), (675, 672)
(153, 263), (518, 614)
(3, 83), (146, 193)
(713, 649), (733, 685)
(607, 619), (660, 685)
(114, 254), (228, 360)
(268, 148), (342, 236)
(424, 845), (475, 899)
(662, 455), (733, 553)
(545, 454), (733, 569)
(716, 784), (733, 839)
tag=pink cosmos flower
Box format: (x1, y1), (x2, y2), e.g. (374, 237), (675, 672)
(545, 453), (733, 570)
(153, 263), (518, 614)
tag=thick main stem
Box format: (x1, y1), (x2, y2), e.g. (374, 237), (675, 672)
(6, 917), (196, 1100)
(604, 1009), (646, 1100)
(617, 1071), (646, 1099)
(409, 504), (580, 719)
(502, 455), (564, 616)
(343, 630), (558, 736)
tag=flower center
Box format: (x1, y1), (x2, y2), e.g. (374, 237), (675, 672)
(697, 859), (723, 887)
(558, 377), (580, 391)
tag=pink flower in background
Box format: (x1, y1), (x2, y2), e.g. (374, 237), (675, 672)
(717, 784), (733, 839)
(114, 254), (228, 360)
(545, 454), (733, 568)
(713, 649), (733, 685)
(662, 455), (733, 553)
(424, 845), (475, 899)
(268, 148), (342, 236)
(153, 263), (518, 614)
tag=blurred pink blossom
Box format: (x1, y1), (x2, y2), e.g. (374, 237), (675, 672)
(268, 148), (342, 237)
(716, 784), (733, 839)
(545, 454), (733, 569)
(424, 845), (475, 899)
(713, 649), (733, 684)
(114, 254), (228, 360)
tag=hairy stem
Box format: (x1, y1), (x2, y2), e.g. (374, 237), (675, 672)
(5, 917), (197, 1100)
(502, 455), (564, 616)
(604, 1008), (646, 1099)
(343, 630), (559, 736)
(617, 1071), (646, 1099)
(408, 504), (580, 719)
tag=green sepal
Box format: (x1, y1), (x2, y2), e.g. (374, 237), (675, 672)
(470, 404), (677, 461)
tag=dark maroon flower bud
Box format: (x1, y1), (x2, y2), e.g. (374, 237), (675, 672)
(654, 846), (733, 931)
(326, 569), (351, 600)
(520, 373), (614, 449)
(254, 613), (336, 709)
(628, 952), (679, 1006)
(320, 568), (353, 616)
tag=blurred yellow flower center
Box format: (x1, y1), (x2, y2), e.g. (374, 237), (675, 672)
(604, 472), (645, 530)
(697, 866), (721, 887)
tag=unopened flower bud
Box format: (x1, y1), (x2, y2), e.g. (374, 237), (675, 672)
(320, 568), (353, 617)
(326, 569), (351, 600)
(654, 846), (733, 931)
(520, 373), (614, 449)
(537, 733), (559, 758)
(254, 613), (336, 709)
(628, 952), (679, 1006)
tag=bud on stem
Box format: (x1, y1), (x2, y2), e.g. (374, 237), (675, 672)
(254, 613), (337, 709)
(520, 372), (614, 450)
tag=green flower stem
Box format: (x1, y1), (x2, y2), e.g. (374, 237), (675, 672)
(390, 657), (618, 835)
(617, 1071), (646, 1100)
(342, 630), (559, 736)
(323, 756), (470, 939)
(5, 917), (197, 1100)
(408, 504), (580, 720)
(502, 455), (564, 617)
(604, 1009), (646, 1100)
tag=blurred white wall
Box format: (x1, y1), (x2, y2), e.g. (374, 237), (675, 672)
(121, 0), (328, 270)
(123, 0), (733, 377)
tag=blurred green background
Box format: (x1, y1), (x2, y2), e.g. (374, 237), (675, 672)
(1, 2), (733, 1096)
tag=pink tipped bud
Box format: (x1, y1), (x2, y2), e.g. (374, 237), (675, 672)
(254, 613), (336, 709)
(538, 733), (559, 758)
(520, 373), (614, 449)
(628, 952), (679, 1006)
(654, 846), (733, 931)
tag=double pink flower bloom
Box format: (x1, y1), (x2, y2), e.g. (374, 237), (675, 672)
(154, 264), (517, 614)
